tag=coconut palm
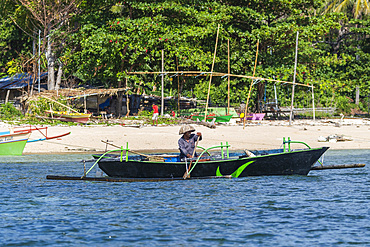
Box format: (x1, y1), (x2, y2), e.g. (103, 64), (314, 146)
(322, 0), (370, 18)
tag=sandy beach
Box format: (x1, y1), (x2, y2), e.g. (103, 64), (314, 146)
(10, 118), (368, 155)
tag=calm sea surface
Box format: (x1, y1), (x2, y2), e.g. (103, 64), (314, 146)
(0, 150), (369, 246)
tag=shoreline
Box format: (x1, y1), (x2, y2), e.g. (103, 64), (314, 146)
(13, 118), (369, 155)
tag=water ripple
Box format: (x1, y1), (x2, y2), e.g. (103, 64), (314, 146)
(0, 150), (369, 246)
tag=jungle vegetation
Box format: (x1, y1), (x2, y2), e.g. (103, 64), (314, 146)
(0, 0), (369, 116)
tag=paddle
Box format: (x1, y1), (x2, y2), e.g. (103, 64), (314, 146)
(183, 136), (200, 179)
(101, 140), (164, 161)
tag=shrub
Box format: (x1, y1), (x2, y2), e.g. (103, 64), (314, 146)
(0, 103), (23, 120)
(26, 97), (68, 116)
(138, 110), (152, 117)
(335, 96), (351, 115)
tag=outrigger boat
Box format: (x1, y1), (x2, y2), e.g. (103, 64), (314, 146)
(46, 138), (365, 182)
(93, 139), (329, 178)
(0, 125), (70, 155)
(0, 130), (31, 156)
(191, 113), (233, 123)
(45, 110), (91, 124)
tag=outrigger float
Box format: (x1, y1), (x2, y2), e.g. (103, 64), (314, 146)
(47, 138), (366, 182)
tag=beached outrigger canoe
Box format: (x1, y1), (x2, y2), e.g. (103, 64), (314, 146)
(191, 113), (233, 123)
(45, 110), (91, 124)
(0, 130), (31, 156)
(0, 126), (70, 155)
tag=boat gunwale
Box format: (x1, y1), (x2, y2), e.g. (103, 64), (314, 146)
(0, 131), (31, 138)
(97, 147), (329, 165)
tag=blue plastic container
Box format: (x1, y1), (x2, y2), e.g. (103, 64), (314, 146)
(164, 156), (180, 162)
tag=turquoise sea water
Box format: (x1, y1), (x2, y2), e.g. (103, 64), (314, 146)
(0, 150), (369, 246)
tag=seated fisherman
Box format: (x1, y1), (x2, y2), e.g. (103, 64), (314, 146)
(178, 125), (202, 160)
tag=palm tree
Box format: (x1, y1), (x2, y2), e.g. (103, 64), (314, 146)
(322, 0), (370, 19)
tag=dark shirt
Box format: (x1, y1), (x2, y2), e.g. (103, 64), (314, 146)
(178, 134), (202, 159)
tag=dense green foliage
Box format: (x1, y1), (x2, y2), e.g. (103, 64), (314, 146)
(1, 0), (369, 115)
(0, 103), (24, 120)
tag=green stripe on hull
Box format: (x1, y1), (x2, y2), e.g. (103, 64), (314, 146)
(0, 140), (28, 155)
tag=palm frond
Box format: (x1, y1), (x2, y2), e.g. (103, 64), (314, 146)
(334, 0), (351, 13)
(322, 0), (370, 18)
(363, 0), (370, 15)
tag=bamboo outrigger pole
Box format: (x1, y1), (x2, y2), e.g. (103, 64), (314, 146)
(243, 39), (259, 129)
(41, 95), (79, 113)
(204, 24), (220, 121)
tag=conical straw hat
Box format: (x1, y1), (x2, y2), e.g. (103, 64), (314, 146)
(179, 125), (195, 135)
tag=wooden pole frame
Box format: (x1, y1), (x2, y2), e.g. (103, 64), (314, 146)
(161, 49), (164, 116)
(289, 31), (299, 125)
(204, 24), (220, 121)
(227, 39), (230, 115)
(126, 71), (312, 88)
(311, 84), (315, 121)
(177, 57), (180, 116)
(243, 39), (259, 129)
(126, 30), (312, 121)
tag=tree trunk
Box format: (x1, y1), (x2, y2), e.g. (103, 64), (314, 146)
(117, 80), (123, 117)
(334, 21), (347, 54)
(55, 61), (63, 90)
(46, 36), (55, 90)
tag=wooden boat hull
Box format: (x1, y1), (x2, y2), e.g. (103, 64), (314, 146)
(46, 111), (91, 123)
(97, 147), (329, 178)
(57, 116), (90, 124)
(215, 115), (233, 122)
(191, 114), (232, 123)
(191, 114), (214, 122)
(245, 113), (265, 121)
(0, 131), (31, 155)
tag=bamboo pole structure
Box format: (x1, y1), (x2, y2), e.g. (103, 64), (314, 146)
(127, 71), (206, 75)
(161, 49), (164, 116)
(204, 24), (220, 121)
(289, 31), (299, 125)
(84, 94), (87, 114)
(97, 95), (100, 115)
(38, 30), (41, 93)
(312, 84), (315, 121)
(243, 39), (259, 129)
(177, 57), (180, 116)
(126, 71), (312, 88)
(227, 39), (230, 115)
